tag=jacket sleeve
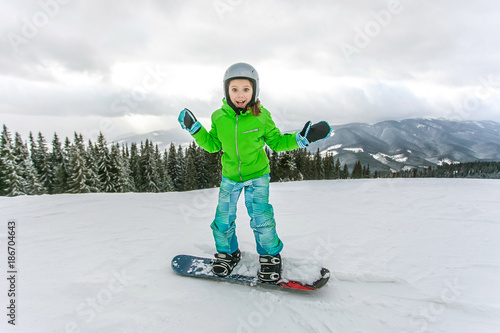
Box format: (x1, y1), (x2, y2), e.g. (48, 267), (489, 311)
(264, 111), (300, 152)
(192, 116), (222, 153)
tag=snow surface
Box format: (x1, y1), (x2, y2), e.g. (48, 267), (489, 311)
(437, 159), (460, 166)
(325, 144), (343, 151)
(343, 148), (364, 153)
(1, 179), (500, 333)
(371, 152), (409, 165)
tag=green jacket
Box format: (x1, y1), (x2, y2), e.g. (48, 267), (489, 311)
(192, 99), (300, 182)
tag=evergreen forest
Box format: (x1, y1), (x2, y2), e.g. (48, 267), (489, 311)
(1, 125), (499, 197)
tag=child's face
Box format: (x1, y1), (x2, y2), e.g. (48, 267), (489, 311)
(228, 79), (253, 109)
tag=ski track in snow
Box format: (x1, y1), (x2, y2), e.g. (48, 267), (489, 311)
(1, 179), (500, 333)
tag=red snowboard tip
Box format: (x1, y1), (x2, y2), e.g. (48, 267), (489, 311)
(278, 281), (316, 291)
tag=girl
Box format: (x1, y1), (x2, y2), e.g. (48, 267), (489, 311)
(178, 62), (331, 282)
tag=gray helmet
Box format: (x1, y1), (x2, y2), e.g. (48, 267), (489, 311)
(223, 62), (259, 109)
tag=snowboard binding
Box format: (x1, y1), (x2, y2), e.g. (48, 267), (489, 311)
(258, 254), (282, 282)
(211, 249), (241, 277)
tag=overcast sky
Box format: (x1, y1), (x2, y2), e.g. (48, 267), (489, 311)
(1, 0), (499, 141)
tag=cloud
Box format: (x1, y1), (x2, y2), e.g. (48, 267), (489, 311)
(1, 0), (499, 141)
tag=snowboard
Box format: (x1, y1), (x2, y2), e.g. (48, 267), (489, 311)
(171, 254), (330, 291)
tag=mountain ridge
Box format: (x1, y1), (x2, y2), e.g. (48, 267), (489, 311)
(114, 118), (500, 172)
(314, 118), (500, 171)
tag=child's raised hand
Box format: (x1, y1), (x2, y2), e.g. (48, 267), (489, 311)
(296, 121), (332, 148)
(179, 108), (201, 135)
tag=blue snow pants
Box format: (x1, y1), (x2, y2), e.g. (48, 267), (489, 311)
(211, 174), (283, 256)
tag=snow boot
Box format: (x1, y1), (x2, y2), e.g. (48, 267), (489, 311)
(212, 249), (241, 277)
(258, 254), (282, 282)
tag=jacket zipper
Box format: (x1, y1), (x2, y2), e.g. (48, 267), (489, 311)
(235, 115), (243, 181)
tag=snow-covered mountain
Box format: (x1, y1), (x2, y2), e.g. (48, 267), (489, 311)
(312, 119), (500, 171)
(114, 119), (500, 171)
(1, 179), (499, 332)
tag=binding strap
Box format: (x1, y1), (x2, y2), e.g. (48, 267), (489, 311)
(258, 255), (282, 282)
(212, 252), (238, 277)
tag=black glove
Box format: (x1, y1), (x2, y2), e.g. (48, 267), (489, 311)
(178, 108), (201, 134)
(299, 121), (332, 146)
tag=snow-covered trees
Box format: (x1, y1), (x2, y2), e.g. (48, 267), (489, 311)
(14, 132), (44, 195)
(1, 125), (26, 196)
(269, 148), (345, 182)
(1, 126), (226, 196)
(1, 124), (387, 197)
(68, 141), (91, 194)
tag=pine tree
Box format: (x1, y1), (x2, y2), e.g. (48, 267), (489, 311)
(36, 132), (54, 193)
(341, 164), (349, 179)
(68, 143), (91, 194)
(166, 143), (178, 190)
(110, 143), (131, 192)
(151, 143), (162, 192)
(96, 132), (114, 192)
(139, 141), (152, 192)
(306, 151), (317, 180)
(73, 133), (85, 152)
(184, 142), (198, 191)
(352, 161), (363, 179)
(268, 148), (278, 182)
(313, 149), (323, 180)
(299, 150), (313, 180)
(175, 145), (186, 191)
(195, 146), (210, 189)
(120, 145), (135, 192)
(29, 132), (39, 176)
(141, 140), (161, 192)
(0, 131), (4, 195)
(1, 125), (26, 196)
(153, 144), (166, 191)
(167, 144), (186, 191)
(323, 152), (335, 180)
(153, 144), (165, 192)
(206, 149), (222, 187)
(276, 151), (297, 181)
(364, 164), (371, 178)
(129, 143), (142, 192)
(161, 149), (174, 192)
(52, 134), (71, 193)
(51, 134), (63, 166)
(14, 132), (44, 195)
(84, 140), (100, 192)
(334, 159), (341, 179)
(54, 138), (72, 193)
(293, 148), (308, 181)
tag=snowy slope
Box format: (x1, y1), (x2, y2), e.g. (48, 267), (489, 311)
(1, 179), (500, 333)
